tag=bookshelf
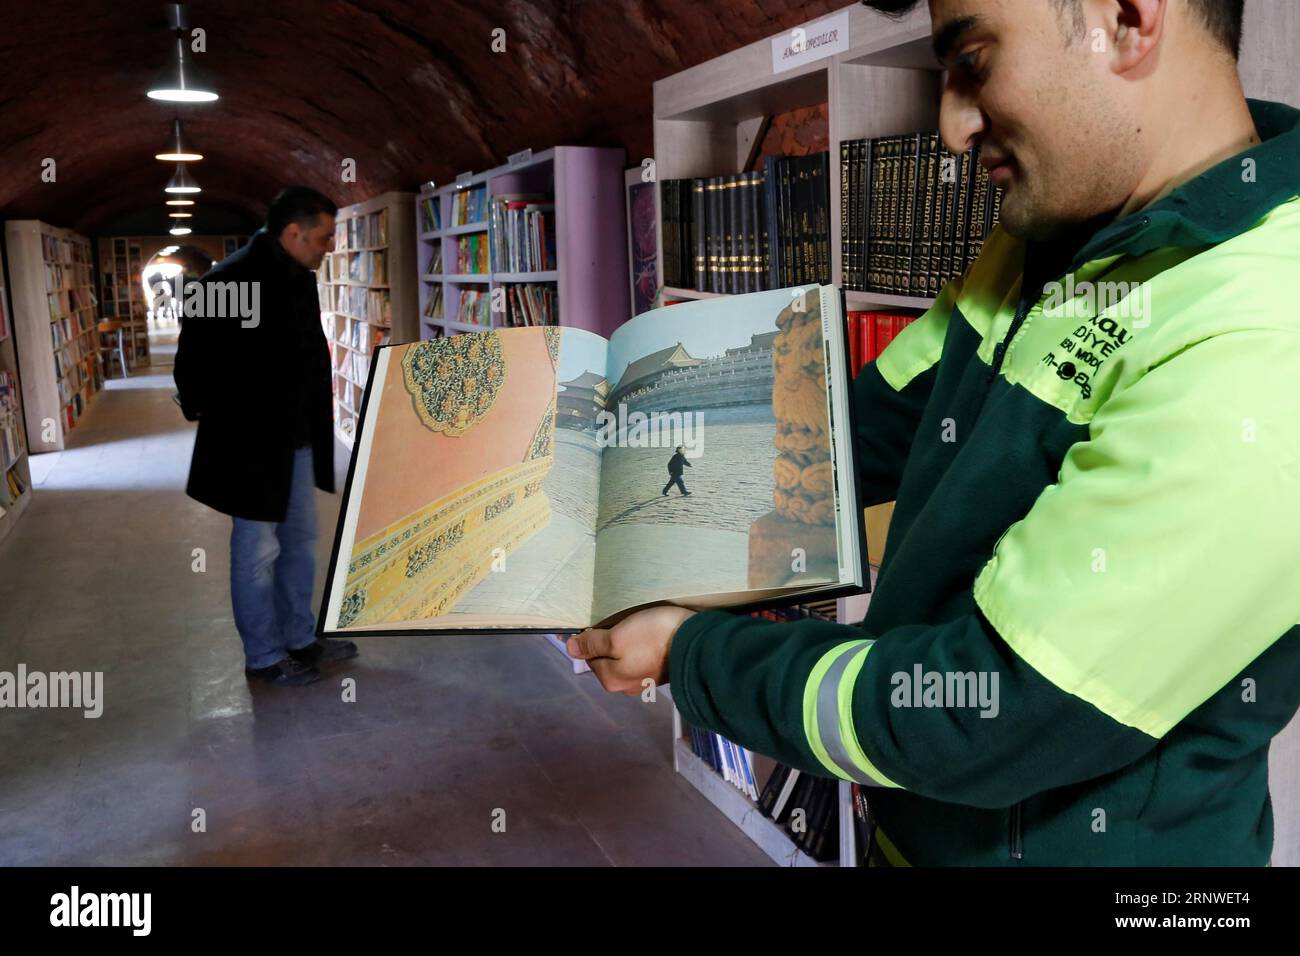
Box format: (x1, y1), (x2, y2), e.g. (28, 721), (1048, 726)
(96, 237), (150, 366)
(0, 276), (33, 545)
(651, 0), (1298, 868)
(650, 4), (946, 868)
(416, 146), (627, 341)
(3, 221), (102, 453)
(317, 191), (417, 448)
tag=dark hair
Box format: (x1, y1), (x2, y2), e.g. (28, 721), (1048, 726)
(859, 0), (1244, 59)
(266, 186), (338, 237)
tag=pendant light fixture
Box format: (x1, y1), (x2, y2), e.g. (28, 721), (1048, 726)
(156, 118), (203, 162)
(168, 211), (193, 218)
(146, 4), (218, 103)
(169, 225), (193, 236)
(165, 198), (195, 206)
(164, 164), (202, 194)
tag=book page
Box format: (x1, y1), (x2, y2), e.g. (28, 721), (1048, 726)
(591, 285), (853, 624)
(322, 326), (608, 633)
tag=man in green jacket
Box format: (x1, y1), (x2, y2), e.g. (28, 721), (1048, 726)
(571, 0), (1300, 866)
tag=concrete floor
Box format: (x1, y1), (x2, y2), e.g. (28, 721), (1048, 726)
(0, 332), (771, 866)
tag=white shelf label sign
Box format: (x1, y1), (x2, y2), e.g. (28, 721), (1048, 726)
(772, 11), (849, 75)
(507, 148), (533, 167)
(455, 171), (473, 187)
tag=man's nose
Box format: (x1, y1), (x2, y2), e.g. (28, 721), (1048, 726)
(939, 83), (986, 156)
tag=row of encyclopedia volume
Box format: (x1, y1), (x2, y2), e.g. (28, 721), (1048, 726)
(660, 152), (832, 296)
(840, 131), (1003, 296)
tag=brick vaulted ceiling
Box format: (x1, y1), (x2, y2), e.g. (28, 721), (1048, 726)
(0, 0), (847, 235)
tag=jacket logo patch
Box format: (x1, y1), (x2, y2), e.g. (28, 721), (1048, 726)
(1037, 279), (1150, 400)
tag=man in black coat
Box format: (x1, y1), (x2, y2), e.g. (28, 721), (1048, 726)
(174, 186), (357, 686)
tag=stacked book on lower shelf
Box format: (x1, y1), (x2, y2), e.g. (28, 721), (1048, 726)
(672, 602), (854, 867)
(683, 725), (843, 864)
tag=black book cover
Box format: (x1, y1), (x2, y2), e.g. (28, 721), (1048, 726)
(808, 153), (826, 284)
(812, 152), (831, 285)
(786, 158), (803, 284)
(692, 178), (707, 291)
(681, 178), (691, 286)
(840, 141), (851, 292)
(740, 172), (755, 293)
(763, 155), (780, 289)
(949, 147), (975, 290)
(852, 783), (875, 865)
(966, 152), (990, 269)
(893, 136), (908, 291)
(917, 133), (939, 294)
(802, 154), (819, 284)
(806, 779), (840, 861)
(873, 136), (894, 290)
(847, 138), (857, 287)
(757, 763), (790, 818)
(779, 157), (794, 286)
(901, 133), (927, 293)
(681, 179), (696, 288)
(988, 182), (1004, 235)
(882, 136), (900, 292)
(751, 171), (767, 291)
(663, 180), (677, 287)
(863, 139), (874, 290)
(939, 144), (962, 285)
(780, 772), (812, 829)
(874, 136), (891, 292)
(933, 145), (952, 288)
(793, 777), (825, 853)
(708, 176), (724, 294)
(728, 171), (738, 291)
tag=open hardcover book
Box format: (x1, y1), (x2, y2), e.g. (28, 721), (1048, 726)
(318, 284), (868, 635)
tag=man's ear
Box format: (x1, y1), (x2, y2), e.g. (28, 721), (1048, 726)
(1106, 0), (1166, 74)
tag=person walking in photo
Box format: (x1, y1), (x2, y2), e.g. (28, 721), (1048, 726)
(662, 446), (692, 497)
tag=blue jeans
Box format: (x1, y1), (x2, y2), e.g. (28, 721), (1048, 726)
(230, 447), (319, 669)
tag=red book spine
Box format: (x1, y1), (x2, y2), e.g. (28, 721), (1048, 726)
(863, 312), (876, 363)
(874, 312), (894, 353)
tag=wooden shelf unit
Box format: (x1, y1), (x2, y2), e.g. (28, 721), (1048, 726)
(416, 146), (628, 341)
(651, 0), (1299, 869)
(650, 4), (947, 868)
(0, 277), (33, 544)
(316, 191), (417, 448)
(653, 4), (941, 314)
(97, 237), (149, 366)
(3, 220), (102, 453)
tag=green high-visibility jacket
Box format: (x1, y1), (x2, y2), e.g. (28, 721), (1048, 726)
(669, 99), (1300, 866)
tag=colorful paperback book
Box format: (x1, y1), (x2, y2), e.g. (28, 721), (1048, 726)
(318, 285), (869, 635)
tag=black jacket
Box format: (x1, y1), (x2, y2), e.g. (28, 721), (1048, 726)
(667, 452), (691, 476)
(174, 227), (335, 521)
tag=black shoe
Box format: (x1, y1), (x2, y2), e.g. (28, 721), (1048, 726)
(289, 638), (360, 667)
(245, 658), (321, 686)
(662, 490), (668, 496)
(682, 491), (692, 496)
